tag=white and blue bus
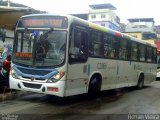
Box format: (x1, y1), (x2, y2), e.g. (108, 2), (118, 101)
(9, 14), (157, 97)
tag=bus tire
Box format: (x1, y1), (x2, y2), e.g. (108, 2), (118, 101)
(88, 76), (101, 98)
(137, 74), (144, 89)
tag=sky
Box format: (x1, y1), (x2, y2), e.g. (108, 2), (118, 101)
(9, 0), (160, 25)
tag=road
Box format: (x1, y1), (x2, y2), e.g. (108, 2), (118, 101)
(1, 81), (160, 120)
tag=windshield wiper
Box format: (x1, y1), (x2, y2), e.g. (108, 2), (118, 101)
(38, 28), (54, 41)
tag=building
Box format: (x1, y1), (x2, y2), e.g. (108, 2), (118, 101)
(72, 3), (121, 32)
(125, 18), (160, 65)
(0, 6), (29, 57)
(88, 3), (121, 31)
(126, 18), (155, 33)
(125, 18), (157, 44)
(125, 32), (157, 44)
(0, 1), (45, 58)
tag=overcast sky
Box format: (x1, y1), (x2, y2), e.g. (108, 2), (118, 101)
(10, 0), (160, 25)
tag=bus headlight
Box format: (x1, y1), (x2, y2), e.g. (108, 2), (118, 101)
(10, 68), (19, 79)
(47, 71), (65, 83)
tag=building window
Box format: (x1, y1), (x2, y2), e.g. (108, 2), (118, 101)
(101, 14), (106, 18)
(91, 14), (96, 19)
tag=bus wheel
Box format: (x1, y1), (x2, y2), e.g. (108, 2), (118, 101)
(88, 76), (101, 98)
(137, 74), (144, 89)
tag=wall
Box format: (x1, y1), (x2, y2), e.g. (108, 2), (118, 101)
(125, 32), (142, 39)
(0, 29), (13, 58)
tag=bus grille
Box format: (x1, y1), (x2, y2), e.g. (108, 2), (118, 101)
(23, 82), (42, 89)
(17, 67), (51, 76)
(22, 76), (45, 81)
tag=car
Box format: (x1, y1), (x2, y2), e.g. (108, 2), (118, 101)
(157, 68), (160, 80)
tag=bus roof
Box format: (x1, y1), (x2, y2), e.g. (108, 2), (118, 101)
(19, 14), (156, 48)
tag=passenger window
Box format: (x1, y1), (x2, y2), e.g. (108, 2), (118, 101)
(139, 44), (145, 62)
(69, 27), (88, 63)
(146, 47), (152, 62)
(112, 37), (120, 58)
(103, 33), (119, 58)
(131, 42), (138, 61)
(119, 39), (127, 59)
(152, 48), (157, 63)
(90, 31), (103, 57)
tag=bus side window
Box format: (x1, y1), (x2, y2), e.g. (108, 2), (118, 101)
(152, 48), (157, 63)
(119, 39), (127, 60)
(146, 47), (152, 62)
(139, 44), (145, 62)
(69, 27), (88, 63)
(131, 42), (138, 61)
(126, 41), (131, 60)
(113, 37), (120, 58)
(102, 33), (113, 58)
(90, 30), (103, 57)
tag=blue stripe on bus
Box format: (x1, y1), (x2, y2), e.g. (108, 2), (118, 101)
(13, 64), (58, 79)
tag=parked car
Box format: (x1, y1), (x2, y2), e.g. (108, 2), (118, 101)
(157, 68), (160, 80)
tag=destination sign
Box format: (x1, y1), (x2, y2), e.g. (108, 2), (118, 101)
(18, 16), (68, 28)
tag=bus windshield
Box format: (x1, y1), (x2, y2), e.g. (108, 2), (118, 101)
(13, 29), (66, 67)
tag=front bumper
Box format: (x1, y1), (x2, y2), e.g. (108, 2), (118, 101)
(9, 76), (65, 97)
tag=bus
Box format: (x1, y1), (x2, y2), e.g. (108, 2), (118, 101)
(9, 14), (157, 97)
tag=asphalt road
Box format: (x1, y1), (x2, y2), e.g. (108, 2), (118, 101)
(1, 81), (160, 120)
